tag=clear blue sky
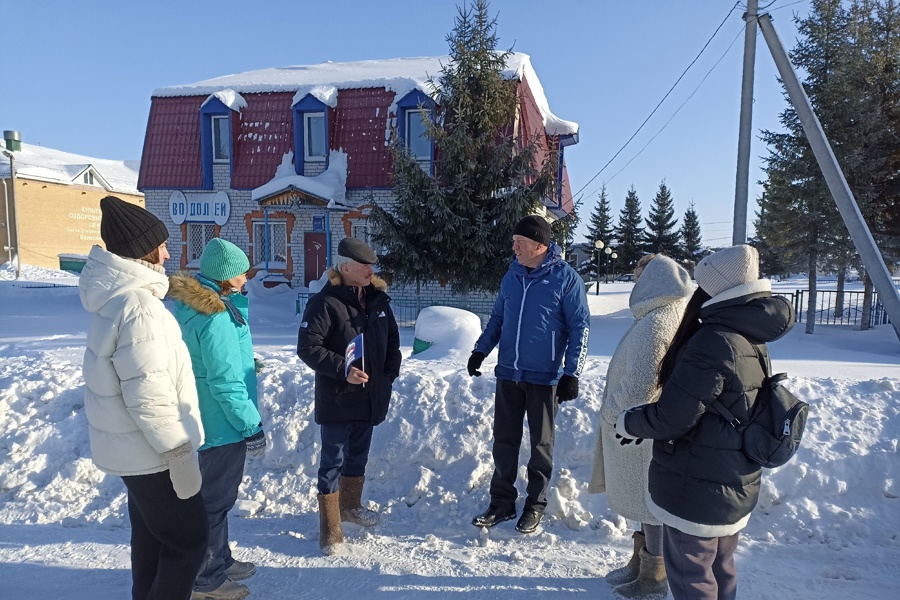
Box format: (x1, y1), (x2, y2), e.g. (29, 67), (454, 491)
(0, 0), (811, 247)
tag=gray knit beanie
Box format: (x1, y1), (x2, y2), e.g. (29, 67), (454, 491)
(693, 244), (759, 297)
(200, 238), (250, 282)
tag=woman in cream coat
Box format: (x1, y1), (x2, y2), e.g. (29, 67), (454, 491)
(80, 195), (208, 600)
(589, 254), (693, 600)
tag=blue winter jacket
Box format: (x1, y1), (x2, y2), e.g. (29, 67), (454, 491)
(474, 242), (590, 385)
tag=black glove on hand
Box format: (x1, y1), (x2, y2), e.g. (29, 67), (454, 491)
(245, 428), (267, 458)
(556, 374), (579, 401)
(467, 351), (486, 377)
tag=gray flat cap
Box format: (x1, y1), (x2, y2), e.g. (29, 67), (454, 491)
(337, 237), (377, 264)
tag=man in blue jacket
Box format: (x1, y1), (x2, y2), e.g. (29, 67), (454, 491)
(468, 215), (590, 534)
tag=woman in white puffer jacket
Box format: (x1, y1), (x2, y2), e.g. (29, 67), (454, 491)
(589, 254), (693, 600)
(80, 195), (208, 600)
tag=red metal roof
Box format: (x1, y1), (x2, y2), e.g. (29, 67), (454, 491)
(139, 96), (204, 189)
(232, 92), (294, 189)
(333, 88), (395, 188)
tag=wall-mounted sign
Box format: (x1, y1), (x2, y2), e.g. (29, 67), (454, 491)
(312, 215), (325, 231)
(169, 190), (230, 226)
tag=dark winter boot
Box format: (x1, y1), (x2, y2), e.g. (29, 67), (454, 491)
(339, 475), (379, 527)
(612, 548), (668, 600)
(605, 530), (645, 586)
(317, 491), (344, 556)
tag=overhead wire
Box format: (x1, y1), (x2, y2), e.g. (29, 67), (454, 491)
(571, 1), (743, 201)
(586, 22), (747, 195)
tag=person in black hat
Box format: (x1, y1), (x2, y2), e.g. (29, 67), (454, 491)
(79, 196), (209, 599)
(468, 214), (590, 534)
(297, 237), (401, 555)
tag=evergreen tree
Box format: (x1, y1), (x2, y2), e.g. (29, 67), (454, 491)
(369, 0), (553, 294)
(642, 179), (681, 256)
(679, 201), (704, 266)
(614, 186), (644, 272)
(551, 196), (581, 253)
(586, 185), (615, 246)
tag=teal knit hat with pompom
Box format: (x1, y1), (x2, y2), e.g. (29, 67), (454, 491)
(199, 238), (250, 282)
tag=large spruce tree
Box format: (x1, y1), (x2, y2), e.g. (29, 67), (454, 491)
(369, 0), (553, 294)
(614, 186), (644, 272)
(586, 185), (615, 246)
(679, 201), (704, 266)
(642, 179), (681, 256)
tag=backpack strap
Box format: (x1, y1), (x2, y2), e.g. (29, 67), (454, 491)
(709, 334), (769, 430)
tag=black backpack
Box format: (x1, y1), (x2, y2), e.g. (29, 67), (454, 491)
(711, 345), (808, 469)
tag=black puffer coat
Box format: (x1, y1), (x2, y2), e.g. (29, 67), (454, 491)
(624, 291), (794, 536)
(297, 270), (401, 426)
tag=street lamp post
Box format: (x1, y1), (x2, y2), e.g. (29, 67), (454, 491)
(2, 149), (21, 279)
(611, 252), (618, 281)
(593, 240), (604, 295)
(604, 246), (612, 283)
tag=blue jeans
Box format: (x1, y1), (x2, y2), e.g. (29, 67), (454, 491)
(318, 422), (373, 495)
(194, 441), (246, 592)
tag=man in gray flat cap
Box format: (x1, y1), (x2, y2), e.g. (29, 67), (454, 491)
(297, 237), (401, 555)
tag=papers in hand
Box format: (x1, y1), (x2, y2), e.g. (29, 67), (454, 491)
(345, 333), (364, 378)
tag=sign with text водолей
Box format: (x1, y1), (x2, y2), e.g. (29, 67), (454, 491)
(169, 190), (230, 226)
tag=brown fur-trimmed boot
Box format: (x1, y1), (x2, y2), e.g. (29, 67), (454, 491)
(605, 530), (645, 586)
(317, 491), (344, 555)
(339, 475), (379, 527)
(612, 548), (668, 600)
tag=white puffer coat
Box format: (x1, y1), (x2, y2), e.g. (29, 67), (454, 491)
(79, 245), (203, 476)
(588, 255), (692, 523)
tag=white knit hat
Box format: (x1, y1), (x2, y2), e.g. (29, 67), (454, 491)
(694, 244), (759, 298)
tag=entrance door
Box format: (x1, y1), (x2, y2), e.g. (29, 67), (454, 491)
(304, 232), (327, 286)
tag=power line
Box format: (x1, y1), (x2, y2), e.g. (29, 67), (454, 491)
(591, 23), (747, 193)
(571, 1), (743, 200)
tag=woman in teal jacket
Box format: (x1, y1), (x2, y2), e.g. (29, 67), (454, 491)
(169, 238), (265, 600)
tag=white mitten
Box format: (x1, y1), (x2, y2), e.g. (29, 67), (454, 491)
(162, 442), (202, 499)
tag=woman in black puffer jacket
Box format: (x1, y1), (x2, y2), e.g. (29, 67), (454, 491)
(616, 244), (794, 600)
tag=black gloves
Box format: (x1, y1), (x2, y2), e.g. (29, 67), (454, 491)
(556, 374), (579, 401)
(245, 428), (267, 458)
(615, 411), (644, 445)
(467, 351), (486, 377)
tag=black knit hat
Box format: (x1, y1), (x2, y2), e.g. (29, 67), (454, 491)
(513, 215), (551, 246)
(100, 195), (169, 259)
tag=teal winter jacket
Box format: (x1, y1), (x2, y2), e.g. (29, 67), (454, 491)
(169, 273), (262, 450)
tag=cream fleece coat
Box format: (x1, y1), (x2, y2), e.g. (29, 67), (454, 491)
(79, 245), (203, 476)
(588, 255), (693, 524)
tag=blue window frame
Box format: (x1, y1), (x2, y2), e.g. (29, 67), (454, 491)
(396, 90), (435, 174)
(293, 95), (329, 172)
(200, 97), (232, 189)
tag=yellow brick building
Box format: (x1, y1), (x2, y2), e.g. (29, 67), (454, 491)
(0, 140), (142, 270)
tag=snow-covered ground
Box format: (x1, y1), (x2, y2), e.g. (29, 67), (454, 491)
(1, 263), (898, 599)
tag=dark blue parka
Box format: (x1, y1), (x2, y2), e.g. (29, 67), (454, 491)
(297, 270), (401, 426)
(623, 289), (794, 537)
(474, 242), (590, 385)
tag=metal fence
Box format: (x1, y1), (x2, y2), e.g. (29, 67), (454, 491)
(774, 289), (891, 328)
(297, 293), (495, 328)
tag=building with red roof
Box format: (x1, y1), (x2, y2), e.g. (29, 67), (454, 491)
(139, 53), (578, 287)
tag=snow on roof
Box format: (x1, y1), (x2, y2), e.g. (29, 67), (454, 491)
(0, 141), (140, 194)
(252, 149), (349, 207)
(154, 53), (578, 137)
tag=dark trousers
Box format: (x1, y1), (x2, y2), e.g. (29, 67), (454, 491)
(489, 379), (557, 513)
(194, 441), (247, 592)
(121, 470), (208, 600)
(318, 422), (374, 495)
(663, 525), (740, 600)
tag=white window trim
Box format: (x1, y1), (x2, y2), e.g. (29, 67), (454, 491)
(303, 112), (326, 162)
(212, 115), (230, 164)
(252, 220), (288, 266)
(186, 223), (217, 267)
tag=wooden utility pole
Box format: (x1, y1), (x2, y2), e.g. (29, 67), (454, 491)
(733, 0), (758, 245)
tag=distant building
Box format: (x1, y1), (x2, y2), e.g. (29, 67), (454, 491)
(0, 138), (142, 270)
(138, 53), (578, 289)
